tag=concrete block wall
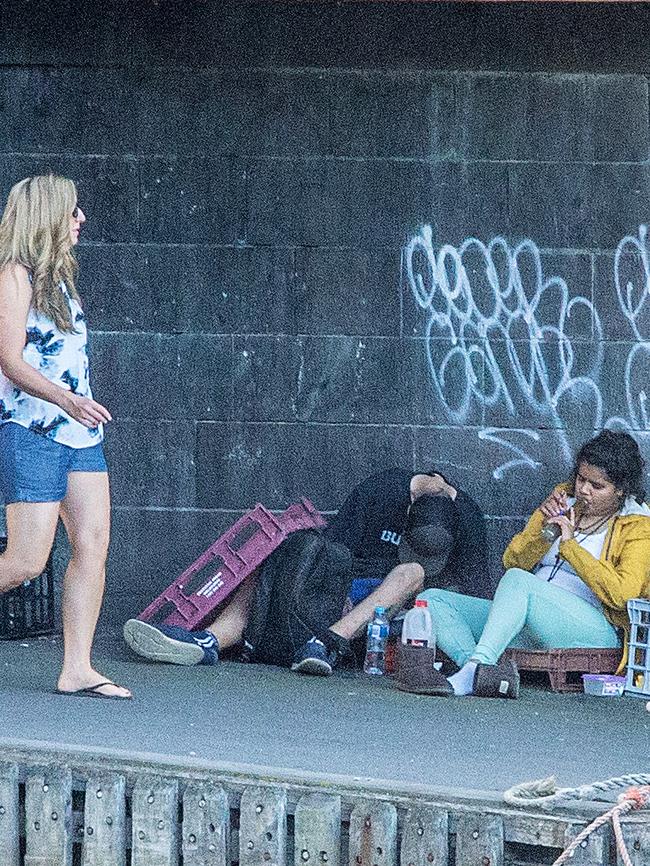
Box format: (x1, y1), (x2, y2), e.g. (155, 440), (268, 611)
(1, 1), (650, 623)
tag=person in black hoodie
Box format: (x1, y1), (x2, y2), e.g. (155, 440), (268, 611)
(326, 468), (490, 599)
(123, 468), (491, 676)
(289, 468), (491, 673)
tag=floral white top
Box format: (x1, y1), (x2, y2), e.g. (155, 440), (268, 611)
(0, 282), (103, 448)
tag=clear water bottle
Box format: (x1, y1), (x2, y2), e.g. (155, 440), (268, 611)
(364, 606), (389, 675)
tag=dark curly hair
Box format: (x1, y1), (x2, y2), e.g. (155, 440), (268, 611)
(573, 430), (646, 503)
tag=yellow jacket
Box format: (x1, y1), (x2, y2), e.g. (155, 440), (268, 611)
(503, 487), (650, 668)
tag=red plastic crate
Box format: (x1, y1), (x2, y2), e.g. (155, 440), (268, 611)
(137, 498), (326, 631)
(504, 647), (621, 693)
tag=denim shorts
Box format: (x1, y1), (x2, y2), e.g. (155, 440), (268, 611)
(0, 422), (107, 505)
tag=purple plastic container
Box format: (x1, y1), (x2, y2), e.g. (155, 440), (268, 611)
(582, 674), (626, 697)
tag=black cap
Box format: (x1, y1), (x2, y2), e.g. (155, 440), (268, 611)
(398, 495), (455, 577)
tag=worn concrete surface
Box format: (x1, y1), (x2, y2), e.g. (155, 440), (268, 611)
(0, 631), (648, 796)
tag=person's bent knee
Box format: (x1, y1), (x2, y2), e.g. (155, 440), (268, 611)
(418, 586), (457, 605)
(4, 555), (49, 588)
(397, 561), (425, 591)
(497, 568), (536, 592)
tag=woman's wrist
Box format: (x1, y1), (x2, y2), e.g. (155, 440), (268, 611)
(56, 389), (77, 414)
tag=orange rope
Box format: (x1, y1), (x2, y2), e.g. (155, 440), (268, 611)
(552, 786), (650, 866)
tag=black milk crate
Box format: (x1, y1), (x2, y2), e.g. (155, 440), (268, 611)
(0, 536), (55, 639)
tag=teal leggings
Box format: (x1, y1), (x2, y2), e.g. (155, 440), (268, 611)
(418, 568), (620, 666)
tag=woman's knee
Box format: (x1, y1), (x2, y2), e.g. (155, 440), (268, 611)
(497, 568), (536, 593)
(417, 587), (468, 618)
(69, 526), (110, 564)
(2, 550), (50, 585)
(399, 562), (425, 591)
(418, 586), (459, 605)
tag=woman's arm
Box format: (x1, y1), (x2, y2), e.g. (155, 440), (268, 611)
(502, 508), (550, 571)
(502, 484), (571, 571)
(0, 265), (111, 428)
(559, 530), (650, 611)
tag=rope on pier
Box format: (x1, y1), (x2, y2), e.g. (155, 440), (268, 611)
(503, 775), (650, 866)
(504, 773), (650, 807)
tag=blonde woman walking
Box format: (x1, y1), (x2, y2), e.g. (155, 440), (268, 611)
(0, 174), (131, 700)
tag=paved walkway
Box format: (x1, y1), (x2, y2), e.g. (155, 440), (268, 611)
(1, 631), (649, 796)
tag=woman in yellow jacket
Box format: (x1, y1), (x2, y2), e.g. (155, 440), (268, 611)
(418, 430), (650, 697)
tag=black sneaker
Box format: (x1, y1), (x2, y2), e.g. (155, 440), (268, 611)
(291, 637), (337, 676)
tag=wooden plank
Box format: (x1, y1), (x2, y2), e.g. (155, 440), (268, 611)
(349, 801), (398, 866)
(295, 793), (341, 866)
(455, 813), (504, 866)
(400, 805), (448, 866)
(240, 786), (287, 866)
(562, 822), (609, 865)
(182, 780), (230, 866)
(82, 773), (126, 866)
(131, 776), (179, 866)
(24, 768), (73, 866)
(619, 817), (650, 866)
(504, 814), (574, 849)
(0, 763), (19, 866)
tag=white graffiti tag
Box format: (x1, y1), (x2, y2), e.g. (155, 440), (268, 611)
(405, 224), (650, 478)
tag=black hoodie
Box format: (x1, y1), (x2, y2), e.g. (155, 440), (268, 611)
(325, 467), (492, 599)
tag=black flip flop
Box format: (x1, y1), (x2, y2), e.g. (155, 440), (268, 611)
(54, 681), (133, 701)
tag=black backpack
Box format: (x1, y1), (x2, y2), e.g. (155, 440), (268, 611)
(242, 529), (353, 667)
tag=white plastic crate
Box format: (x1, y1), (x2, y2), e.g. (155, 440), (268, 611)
(625, 598), (650, 698)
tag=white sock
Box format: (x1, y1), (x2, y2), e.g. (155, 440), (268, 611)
(447, 661), (478, 696)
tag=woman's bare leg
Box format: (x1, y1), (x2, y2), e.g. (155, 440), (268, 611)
(0, 501), (60, 593)
(57, 471), (130, 698)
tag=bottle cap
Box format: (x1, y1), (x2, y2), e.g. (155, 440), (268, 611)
(375, 606), (386, 615)
(414, 599), (428, 607)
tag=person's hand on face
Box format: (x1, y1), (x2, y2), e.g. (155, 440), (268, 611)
(425, 475), (447, 495)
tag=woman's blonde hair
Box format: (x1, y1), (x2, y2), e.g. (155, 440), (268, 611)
(0, 174), (80, 332)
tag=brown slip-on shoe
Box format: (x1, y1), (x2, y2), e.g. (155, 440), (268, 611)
(473, 659), (520, 699)
(394, 644), (453, 696)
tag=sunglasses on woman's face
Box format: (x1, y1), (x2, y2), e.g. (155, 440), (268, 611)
(72, 205), (80, 219)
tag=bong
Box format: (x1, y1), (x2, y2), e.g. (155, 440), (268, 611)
(540, 499), (585, 543)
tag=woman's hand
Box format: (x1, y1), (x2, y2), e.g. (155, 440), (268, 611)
(539, 488), (569, 520)
(546, 507), (576, 542)
(60, 393), (112, 428)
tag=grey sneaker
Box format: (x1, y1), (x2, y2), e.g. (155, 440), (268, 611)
(123, 619), (219, 666)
